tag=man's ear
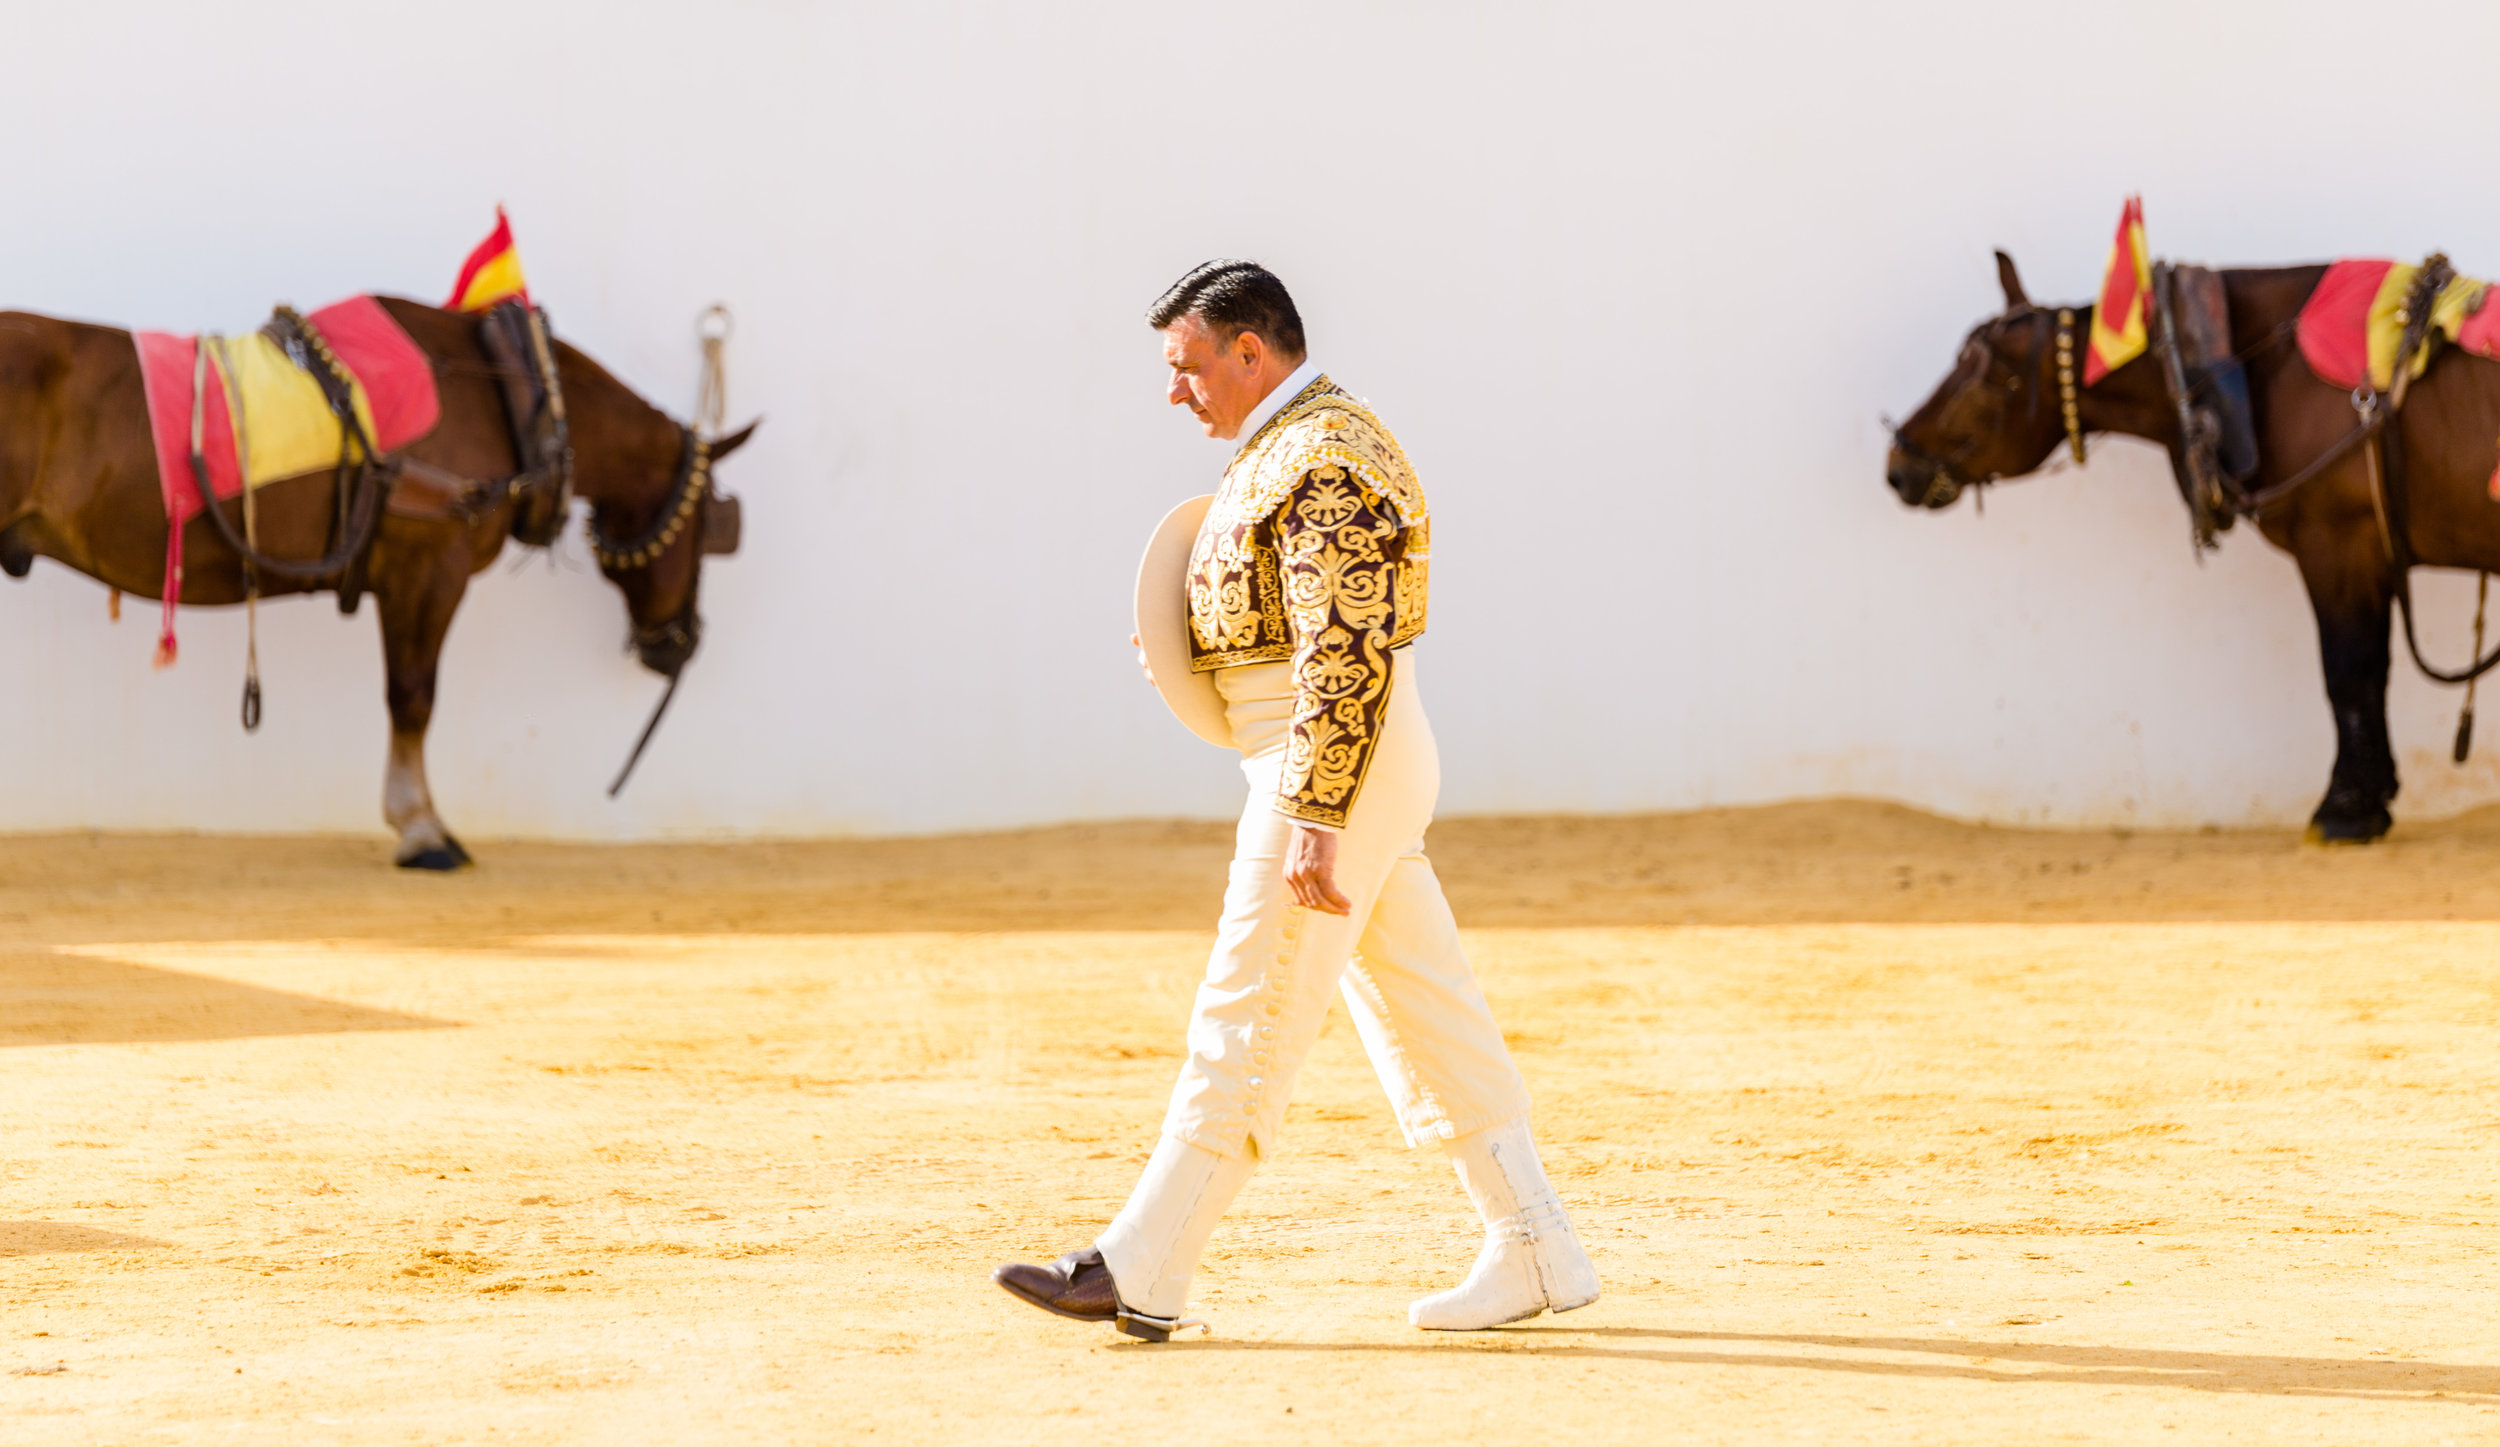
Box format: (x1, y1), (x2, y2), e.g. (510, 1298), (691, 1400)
(1233, 329), (1266, 369)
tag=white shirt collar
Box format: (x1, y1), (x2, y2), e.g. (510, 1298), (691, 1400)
(1228, 357), (1322, 455)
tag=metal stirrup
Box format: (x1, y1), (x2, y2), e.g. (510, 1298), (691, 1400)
(1115, 1305), (1208, 1341)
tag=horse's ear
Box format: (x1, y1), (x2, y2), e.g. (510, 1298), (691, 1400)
(706, 418), (760, 462)
(1994, 250), (2030, 310)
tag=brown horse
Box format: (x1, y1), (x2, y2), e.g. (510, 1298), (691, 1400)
(0, 297), (753, 867)
(1888, 253), (2500, 843)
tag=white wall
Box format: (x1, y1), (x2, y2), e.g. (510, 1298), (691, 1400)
(8, 0), (2500, 840)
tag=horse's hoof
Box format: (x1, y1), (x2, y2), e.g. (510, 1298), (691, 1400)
(396, 847), (469, 872)
(443, 835), (474, 867)
(2304, 814), (2391, 845)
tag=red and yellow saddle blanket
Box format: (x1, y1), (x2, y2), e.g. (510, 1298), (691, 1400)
(2297, 258), (2500, 392)
(131, 295), (439, 662)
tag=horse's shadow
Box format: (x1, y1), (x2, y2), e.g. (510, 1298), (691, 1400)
(1183, 1325), (2499, 1403)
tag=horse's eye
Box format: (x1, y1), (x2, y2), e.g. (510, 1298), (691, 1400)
(2005, 375), (2023, 391)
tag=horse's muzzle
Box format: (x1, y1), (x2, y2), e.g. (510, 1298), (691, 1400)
(1885, 446), (1962, 509)
(634, 611), (702, 677)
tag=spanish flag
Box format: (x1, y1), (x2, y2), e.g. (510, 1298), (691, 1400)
(446, 206), (529, 313)
(2083, 196), (2151, 385)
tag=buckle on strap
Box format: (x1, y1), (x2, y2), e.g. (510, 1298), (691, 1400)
(1491, 1201), (1573, 1247)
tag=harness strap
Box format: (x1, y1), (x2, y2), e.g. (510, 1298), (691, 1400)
(185, 309), (394, 581)
(605, 669), (683, 798)
(215, 334), (265, 732)
(2459, 571), (2490, 761)
(477, 301), (575, 545)
(2360, 249), (2449, 573)
(2150, 262), (2238, 550)
(383, 456), (562, 522)
(2364, 257), (2500, 687)
(2227, 262), (2470, 520)
(2233, 408), (2383, 512)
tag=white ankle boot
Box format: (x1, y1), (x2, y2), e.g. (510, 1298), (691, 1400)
(1410, 1119), (1598, 1330)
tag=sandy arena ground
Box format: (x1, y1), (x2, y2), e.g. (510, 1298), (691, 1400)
(5, 800), (2499, 1444)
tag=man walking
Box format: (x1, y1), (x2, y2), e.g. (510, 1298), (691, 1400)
(994, 261), (1598, 1340)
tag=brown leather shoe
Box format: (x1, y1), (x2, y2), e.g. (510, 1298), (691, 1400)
(992, 1247), (1179, 1342)
(993, 1246), (1120, 1323)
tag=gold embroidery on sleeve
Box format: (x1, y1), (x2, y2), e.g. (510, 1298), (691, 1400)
(1275, 474), (1404, 828)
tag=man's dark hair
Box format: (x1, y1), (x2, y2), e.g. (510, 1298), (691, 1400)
(1146, 260), (1306, 361)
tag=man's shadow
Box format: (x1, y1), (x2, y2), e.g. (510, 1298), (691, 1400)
(1185, 1325), (2500, 1402)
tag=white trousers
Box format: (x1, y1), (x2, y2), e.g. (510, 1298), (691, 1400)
(1158, 652), (1531, 1160)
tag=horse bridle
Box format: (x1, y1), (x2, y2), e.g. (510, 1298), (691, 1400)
(585, 424), (712, 657)
(588, 425), (712, 797)
(1891, 306), (2086, 506)
(589, 426), (711, 571)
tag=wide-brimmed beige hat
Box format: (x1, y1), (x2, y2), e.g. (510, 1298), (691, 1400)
(1134, 494), (1231, 748)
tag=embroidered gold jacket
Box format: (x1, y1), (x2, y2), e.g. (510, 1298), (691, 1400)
(1186, 375), (1429, 829)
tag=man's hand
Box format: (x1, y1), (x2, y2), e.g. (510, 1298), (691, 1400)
(1285, 824), (1352, 915)
(1129, 631), (1155, 686)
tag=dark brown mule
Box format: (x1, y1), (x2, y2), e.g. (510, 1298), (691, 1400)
(0, 297), (754, 867)
(1888, 254), (2500, 843)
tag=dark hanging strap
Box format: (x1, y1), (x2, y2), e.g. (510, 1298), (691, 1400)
(605, 669), (684, 798)
(2456, 573), (2489, 762)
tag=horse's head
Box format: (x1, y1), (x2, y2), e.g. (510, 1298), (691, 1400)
(556, 341), (757, 678)
(596, 417), (756, 677)
(1887, 252), (2082, 510)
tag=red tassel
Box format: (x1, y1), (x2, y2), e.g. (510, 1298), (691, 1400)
(153, 633), (177, 669)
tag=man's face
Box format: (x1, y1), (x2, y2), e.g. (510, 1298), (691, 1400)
(1162, 314), (1274, 440)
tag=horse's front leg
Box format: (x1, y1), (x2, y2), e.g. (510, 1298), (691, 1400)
(2300, 544), (2400, 843)
(372, 528), (474, 870)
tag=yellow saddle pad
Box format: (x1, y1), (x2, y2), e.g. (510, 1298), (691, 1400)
(203, 330), (378, 490)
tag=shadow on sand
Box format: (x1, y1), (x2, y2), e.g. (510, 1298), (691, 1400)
(0, 949), (452, 1048)
(6, 799), (2500, 948)
(0, 1221), (169, 1258)
(1177, 1324), (2499, 1403)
